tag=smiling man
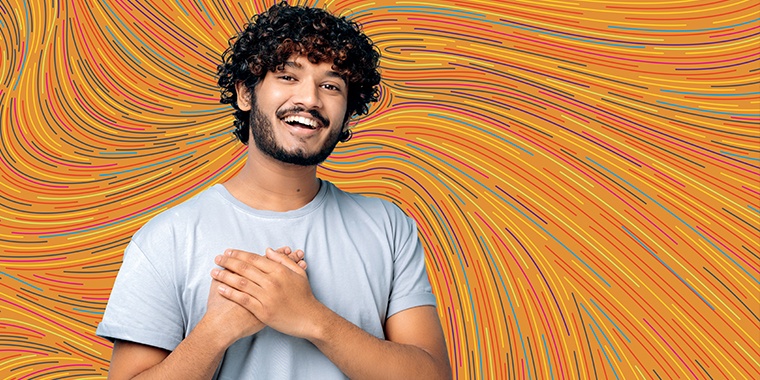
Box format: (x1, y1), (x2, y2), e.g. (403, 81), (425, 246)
(96, 2), (451, 379)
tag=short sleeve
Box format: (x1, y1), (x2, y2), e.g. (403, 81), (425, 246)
(96, 240), (185, 351)
(386, 214), (436, 318)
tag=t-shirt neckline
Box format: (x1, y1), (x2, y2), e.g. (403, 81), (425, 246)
(212, 179), (329, 219)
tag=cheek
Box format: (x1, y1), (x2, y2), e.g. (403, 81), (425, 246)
(329, 101), (348, 125)
(255, 82), (288, 112)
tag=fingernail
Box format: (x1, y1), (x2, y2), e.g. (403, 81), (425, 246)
(211, 269), (219, 277)
(215, 255), (222, 264)
(225, 250), (233, 256)
(218, 285), (227, 293)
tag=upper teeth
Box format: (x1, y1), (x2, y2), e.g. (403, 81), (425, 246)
(283, 116), (318, 128)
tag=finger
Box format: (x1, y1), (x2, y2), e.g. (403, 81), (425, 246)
(265, 248), (306, 275)
(274, 246), (292, 255)
(224, 248), (259, 258)
(221, 249), (277, 273)
(217, 282), (263, 315)
(211, 268), (263, 295)
(224, 248), (272, 265)
(222, 248), (263, 268)
(215, 253), (271, 280)
(285, 250), (301, 264)
(292, 250), (307, 269)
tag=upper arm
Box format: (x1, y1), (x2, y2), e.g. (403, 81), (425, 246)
(384, 305), (451, 377)
(108, 340), (170, 380)
(97, 241), (185, 353)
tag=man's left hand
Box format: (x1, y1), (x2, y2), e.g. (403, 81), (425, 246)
(212, 248), (327, 339)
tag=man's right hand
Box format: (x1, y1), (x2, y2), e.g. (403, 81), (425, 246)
(201, 246), (305, 346)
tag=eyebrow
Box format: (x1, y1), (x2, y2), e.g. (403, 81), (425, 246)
(281, 61), (345, 81)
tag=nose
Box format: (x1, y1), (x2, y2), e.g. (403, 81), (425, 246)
(292, 80), (323, 109)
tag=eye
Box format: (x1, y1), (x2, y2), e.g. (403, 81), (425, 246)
(322, 83), (347, 93)
(278, 75), (296, 81)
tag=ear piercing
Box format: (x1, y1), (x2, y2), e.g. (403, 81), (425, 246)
(339, 129), (353, 142)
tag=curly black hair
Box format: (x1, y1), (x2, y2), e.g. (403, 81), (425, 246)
(217, 2), (381, 144)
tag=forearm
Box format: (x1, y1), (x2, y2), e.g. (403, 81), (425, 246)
(125, 319), (229, 380)
(308, 306), (451, 380)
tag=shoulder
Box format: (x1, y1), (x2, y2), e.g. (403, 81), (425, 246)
(322, 181), (418, 239)
(130, 185), (227, 247)
(326, 181), (409, 216)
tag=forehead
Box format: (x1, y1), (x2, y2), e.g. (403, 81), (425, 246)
(277, 55), (344, 80)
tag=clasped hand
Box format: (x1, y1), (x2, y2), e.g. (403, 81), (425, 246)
(206, 247), (322, 344)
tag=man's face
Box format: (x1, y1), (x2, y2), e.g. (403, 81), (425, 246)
(238, 55), (349, 166)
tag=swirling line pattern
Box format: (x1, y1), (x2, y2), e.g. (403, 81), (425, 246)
(1, 0), (758, 378)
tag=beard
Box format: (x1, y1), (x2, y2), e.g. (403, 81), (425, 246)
(249, 102), (342, 167)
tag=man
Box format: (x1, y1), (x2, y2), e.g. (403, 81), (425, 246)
(97, 2), (451, 379)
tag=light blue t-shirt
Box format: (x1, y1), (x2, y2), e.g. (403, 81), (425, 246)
(96, 181), (435, 379)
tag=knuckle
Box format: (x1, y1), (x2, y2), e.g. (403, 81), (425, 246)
(237, 277), (248, 288)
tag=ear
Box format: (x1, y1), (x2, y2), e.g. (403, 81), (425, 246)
(342, 113), (356, 131)
(235, 82), (252, 111)
(339, 120), (354, 143)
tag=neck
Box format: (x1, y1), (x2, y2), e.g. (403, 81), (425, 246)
(223, 147), (321, 212)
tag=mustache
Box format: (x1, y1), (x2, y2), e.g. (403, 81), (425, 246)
(275, 107), (330, 127)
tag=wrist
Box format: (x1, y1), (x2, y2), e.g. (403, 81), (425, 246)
(303, 303), (336, 344)
(195, 314), (237, 350)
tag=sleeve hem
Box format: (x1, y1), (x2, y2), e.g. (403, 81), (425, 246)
(387, 292), (436, 318)
(96, 322), (182, 352)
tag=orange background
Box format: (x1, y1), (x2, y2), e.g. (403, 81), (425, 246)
(1, 0), (758, 378)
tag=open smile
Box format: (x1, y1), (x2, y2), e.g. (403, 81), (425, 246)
(277, 107), (330, 131)
(281, 115), (321, 129)
(277, 115), (326, 138)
